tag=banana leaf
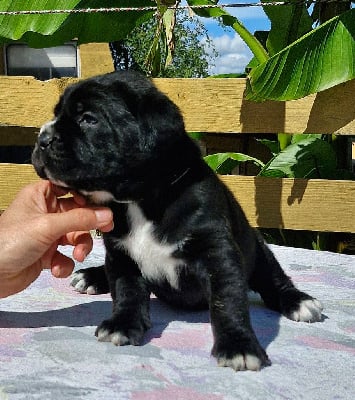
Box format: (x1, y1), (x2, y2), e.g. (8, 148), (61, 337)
(262, 0), (313, 55)
(247, 8), (355, 101)
(204, 152), (265, 174)
(0, 0), (153, 47)
(259, 137), (337, 178)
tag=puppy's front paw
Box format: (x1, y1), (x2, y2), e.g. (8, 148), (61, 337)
(289, 298), (323, 322)
(280, 289), (323, 323)
(217, 354), (265, 371)
(96, 324), (132, 346)
(212, 335), (271, 372)
(70, 266), (109, 295)
(95, 317), (149, 346)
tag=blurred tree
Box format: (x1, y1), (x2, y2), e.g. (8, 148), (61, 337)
(110, 12), (217, 77)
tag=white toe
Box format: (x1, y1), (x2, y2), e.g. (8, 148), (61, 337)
(291, 299), (323, 322)
(86, 285), (97, 295)
(218, 354), (262, 371)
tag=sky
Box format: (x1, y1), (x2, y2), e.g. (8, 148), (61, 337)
(193, 0), (271, 75)
(197, 0), (354, 75)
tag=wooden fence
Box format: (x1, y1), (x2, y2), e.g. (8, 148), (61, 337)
(0, 76), (354, 233)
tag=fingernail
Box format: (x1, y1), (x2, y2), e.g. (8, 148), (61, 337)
(51, 265), (61, 278)
(94, 208), (113, 224)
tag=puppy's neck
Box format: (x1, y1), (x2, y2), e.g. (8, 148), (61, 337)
(170, 168), (191, 186)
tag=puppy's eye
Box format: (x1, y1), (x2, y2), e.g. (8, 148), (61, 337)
(79, 112), (98, 125)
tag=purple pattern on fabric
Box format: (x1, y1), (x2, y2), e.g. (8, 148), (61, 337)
(0, 242), (354, 399)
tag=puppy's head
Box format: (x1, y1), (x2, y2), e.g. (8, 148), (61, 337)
(32, 71), (197, 203)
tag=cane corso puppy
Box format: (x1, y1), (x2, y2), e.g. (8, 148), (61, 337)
(32, 71), (323, 371)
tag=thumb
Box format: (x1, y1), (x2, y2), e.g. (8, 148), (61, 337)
(45, 207), (113, 239)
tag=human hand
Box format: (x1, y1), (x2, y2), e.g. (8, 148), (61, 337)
(0, 180), (113, 298)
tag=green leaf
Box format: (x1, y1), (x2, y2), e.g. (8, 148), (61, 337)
(278, 133), (291, 151)
(0, 0), (153, 47)
(290, 134), (323, 144)
(204, 152), (264, 174)
(0, 0), (80, 41)
(257, 138), (279, 155)
(188, 132), (206, 140)
(259, 168), (286, 178)
(259, 137), (337, 178)
(145, 17), (164, 76)
(247, 8), (355, 101)
(262, 0), (313, 55)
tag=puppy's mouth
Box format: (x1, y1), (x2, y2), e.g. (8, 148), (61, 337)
(43, 172), (117, 205)
(34, 162), (124, 205)
(32, 151), (72, 188)
(32, 139), (143, 205)
(47, 175), (71, 191)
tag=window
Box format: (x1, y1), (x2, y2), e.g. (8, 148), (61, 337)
(4, 42), (80, 80)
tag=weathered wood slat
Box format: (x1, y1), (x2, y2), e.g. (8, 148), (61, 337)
(220, 176), (355, 233)
(1, 164), (354, 232)
(0, 76), (354, 233)
(0, 164), (39, 212)
(0, 76), (354, 134)
(0, 76), (75, 128)
(157, 78), (355, 135)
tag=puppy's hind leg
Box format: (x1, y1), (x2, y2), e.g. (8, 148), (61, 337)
(249, 235), (323, 323)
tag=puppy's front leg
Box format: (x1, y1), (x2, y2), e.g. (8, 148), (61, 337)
(95, 250), (151, 346)
(206, 244), (270, 371)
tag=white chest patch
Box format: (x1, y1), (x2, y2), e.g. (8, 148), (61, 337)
(79, 189), (116, 205)
(118, 203), (183, 289)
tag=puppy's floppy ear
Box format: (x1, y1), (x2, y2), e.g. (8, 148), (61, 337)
(138, 88), (186, 141)
(112, 71), (186, 140)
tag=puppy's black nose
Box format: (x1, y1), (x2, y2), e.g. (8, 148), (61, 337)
(39, 131), (55, 149)
(38, 121), (58, 150)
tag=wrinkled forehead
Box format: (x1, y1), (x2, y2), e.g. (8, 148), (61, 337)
(54, 81), (114, 117)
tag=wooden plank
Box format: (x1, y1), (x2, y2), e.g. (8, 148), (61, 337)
(0, 164), (39, 211)
(79, 43), (114, 79)
(156, 78), (355, 134)
(0, 76), (354, 134)
(221, 176), (355, 233)
(0, 76), (75, 128)
(0, 163), (354, 232)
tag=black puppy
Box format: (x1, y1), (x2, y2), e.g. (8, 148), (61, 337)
(32, 71), (323, 371)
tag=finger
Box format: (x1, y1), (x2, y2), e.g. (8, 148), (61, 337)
(61, 231), (94, 262)
(50, 251), (75, 278)
(100, 221), (115, 233)
(50, 182), (85, 203)
(56, 191), (87, 209)
(45, 207), (113, 240)
(57, 196), (86, 212)
(50, 183), (71, 197)
(70, 191), (87, 206)
(61, 231), (93, 248)
(72, 243), (92, 262)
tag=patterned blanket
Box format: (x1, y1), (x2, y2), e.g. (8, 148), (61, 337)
(0, 240), (354, 400)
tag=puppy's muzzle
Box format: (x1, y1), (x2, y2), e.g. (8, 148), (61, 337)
(38, 120), (58, 150)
